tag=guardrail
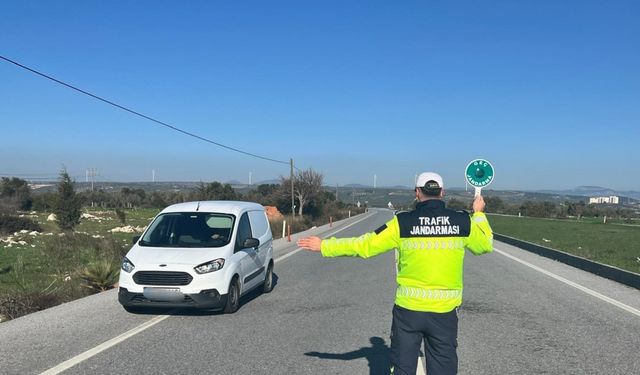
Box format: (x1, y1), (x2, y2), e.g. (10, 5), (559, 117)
(494, 233), (640, 290)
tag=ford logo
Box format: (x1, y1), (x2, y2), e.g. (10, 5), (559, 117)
(159, 264), (167, 267)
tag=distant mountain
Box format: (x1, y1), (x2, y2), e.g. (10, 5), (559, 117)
(340, 184), (412, 189)
(254, 179), (281, 185)
(385, 185), (412, 190)
(343, 183), (370, 188)
(537, 186), (640, 201)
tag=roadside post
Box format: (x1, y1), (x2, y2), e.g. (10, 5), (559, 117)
(465, 159), (495, 196)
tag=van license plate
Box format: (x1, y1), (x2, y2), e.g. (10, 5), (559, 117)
(143, 287), (183, 302)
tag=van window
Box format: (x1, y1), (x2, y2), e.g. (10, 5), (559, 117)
(248, 210), (269, 238)
(140, 212), (234, 248)
(234, 213), (253, 252)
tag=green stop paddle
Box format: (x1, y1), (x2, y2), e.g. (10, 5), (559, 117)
(465, 159), (494, 197)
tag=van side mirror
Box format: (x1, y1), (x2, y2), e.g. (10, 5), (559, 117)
(132, 235), (141, 244)
(243, 238), (260, 249)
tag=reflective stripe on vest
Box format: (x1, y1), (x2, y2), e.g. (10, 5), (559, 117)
(400, 239), (465, 250)
(396, 286), (462, 300)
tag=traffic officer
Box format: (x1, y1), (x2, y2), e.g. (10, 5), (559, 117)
(297, 172), (493, 375)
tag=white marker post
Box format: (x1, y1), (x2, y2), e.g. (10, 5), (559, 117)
(465, 159), (495, 196)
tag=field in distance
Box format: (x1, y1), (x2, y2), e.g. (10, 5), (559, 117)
(488, 214), (640, 274)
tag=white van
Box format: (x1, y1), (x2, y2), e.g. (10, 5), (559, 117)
(118, 201), (274, 313)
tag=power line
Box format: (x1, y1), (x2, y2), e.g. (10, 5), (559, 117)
(0, 55), (290, 165)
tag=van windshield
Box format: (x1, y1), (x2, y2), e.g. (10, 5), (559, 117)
(139, 212), (235, 248)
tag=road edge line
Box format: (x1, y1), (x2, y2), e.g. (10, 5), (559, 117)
(39, 312), (174, 375)
(494, 247), (640, 318)
(416, 355), (426, 375)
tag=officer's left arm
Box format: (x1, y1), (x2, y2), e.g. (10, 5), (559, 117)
(321, 217), (401, 259)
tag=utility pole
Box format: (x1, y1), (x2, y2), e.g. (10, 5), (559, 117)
(86, 168), (99, 207)
(290, 158), (295, 217)
(86, 168), (98, 191)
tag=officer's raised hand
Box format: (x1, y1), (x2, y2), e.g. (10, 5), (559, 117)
(473, 195), (485, 213)
(298, 236), (322, 252)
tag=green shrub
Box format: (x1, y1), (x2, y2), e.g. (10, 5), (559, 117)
(79, 259), (120, 291)
(31, 192), (58, 212)
(0, 255), (91, 321)
(115, 209), (126, 224)
(42, 233), (127, 272)
(0, 235), (125, 321)
(0, 214), (42, 235)
(0, 291), (61, 321)
(0, 177), (33, 212)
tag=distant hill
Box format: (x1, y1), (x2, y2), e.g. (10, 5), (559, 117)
(340, 183), (411, 189)
(385, 185), (412, 189)
(254, 179), (281, 185)
(27, 179), (639, 208)
(537, 186), (640, 201)
(343, 183), (370, 188)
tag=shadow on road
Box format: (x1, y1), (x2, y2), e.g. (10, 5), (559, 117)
(122, 273), (280, 316)
(305, 336), (390, 375)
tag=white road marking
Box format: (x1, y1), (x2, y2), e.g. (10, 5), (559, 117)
(394, 247), (428, 375)
(274, 212), (377, 264)
(494, 247), (640, 318)
(39, 312), (175, 375)
(39, 212), (380, 375)
(417, 355), (427, 375)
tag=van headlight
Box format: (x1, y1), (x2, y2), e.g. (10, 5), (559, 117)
(122, 257), (135, 273)
(194, 258), (225, 274)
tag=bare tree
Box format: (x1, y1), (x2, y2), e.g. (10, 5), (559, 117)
(282, 168), (323, 216)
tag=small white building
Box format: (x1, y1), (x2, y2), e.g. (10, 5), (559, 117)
(589, 196), (619, 204)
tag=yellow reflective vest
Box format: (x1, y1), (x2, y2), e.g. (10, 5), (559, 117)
(321, 199), (493, 313)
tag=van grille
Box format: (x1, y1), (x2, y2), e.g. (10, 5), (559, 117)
(133, 271), (193, 286)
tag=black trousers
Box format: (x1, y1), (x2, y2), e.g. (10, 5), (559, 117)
(390, 305), (458, 375)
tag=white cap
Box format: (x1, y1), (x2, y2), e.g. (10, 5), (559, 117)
(416, 172), (444, 189)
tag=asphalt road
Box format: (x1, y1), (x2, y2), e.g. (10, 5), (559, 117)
(1, 209), (638, 374)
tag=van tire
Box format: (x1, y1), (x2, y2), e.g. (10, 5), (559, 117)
(262, 261), (274, 293)
(223, 276), (240, 314)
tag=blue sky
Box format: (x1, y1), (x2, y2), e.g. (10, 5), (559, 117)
(1, 1), (638, 190)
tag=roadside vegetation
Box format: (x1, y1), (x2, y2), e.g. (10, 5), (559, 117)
(0, 168), (362, 322)
(488, 214), (640, 274)
(446, 195), (640, 273)
(448, 196), (638, 223)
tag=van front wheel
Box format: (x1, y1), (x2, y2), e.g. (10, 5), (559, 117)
(223, 276), (240, 314)
(262, 262), (274, 293)
(262, 261), (273, 293)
